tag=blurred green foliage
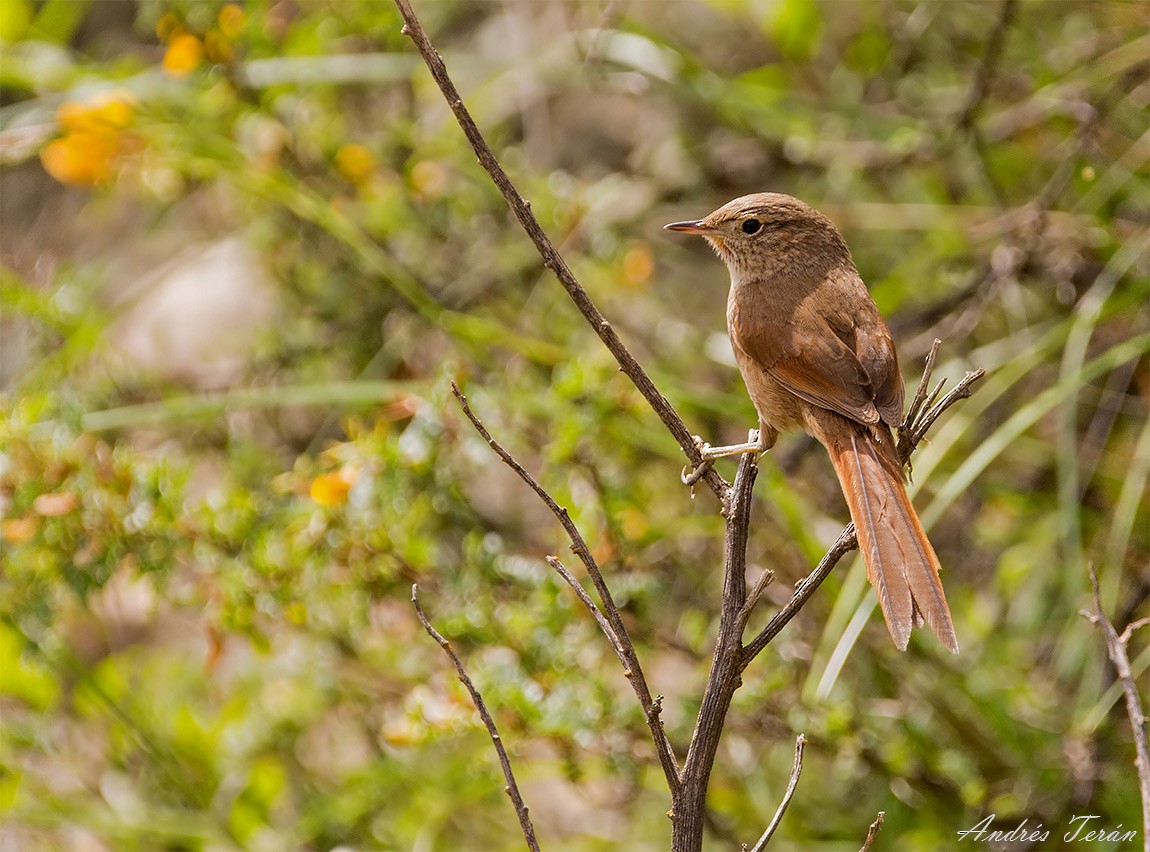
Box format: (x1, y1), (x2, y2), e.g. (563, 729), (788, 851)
(1, 1), (1147, 849)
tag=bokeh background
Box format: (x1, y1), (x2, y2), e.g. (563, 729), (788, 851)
(1, 1), (1147, 849)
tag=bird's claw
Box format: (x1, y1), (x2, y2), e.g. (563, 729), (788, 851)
(680, 460), (713, 486)
(682, 436), (715, 486)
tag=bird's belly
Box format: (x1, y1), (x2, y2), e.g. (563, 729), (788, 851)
(733, 348), (804, 433)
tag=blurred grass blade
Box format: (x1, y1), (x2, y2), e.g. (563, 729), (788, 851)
(922, 333), (1150, 529)
(82, 381), (418, 432)
(1103, 414), (1150, 608)
(1055, 236), (1144, 584)
(1079, 643), (1150, 733)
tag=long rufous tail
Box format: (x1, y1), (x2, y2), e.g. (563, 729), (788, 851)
(817, 416), (959, 653)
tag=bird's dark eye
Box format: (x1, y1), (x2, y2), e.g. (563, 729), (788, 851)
(742, 218), (762, 235)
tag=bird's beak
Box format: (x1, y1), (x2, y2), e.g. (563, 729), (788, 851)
(663, 219), (713, 235)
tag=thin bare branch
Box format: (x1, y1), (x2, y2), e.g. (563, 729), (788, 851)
(393, 0), (729, 502)
(451, 382), (681, 792)
(741, 526), (857, 670)
(748, 734), (806, 852)
(955, 0), (1018, 204)
(1083, 564), (1150, 852)
(411, 585), (540, 852)
(859, 811), (886, 852)
(922, 376), (948, 415)
(1120, 617), (1150, 645)
(546, 556), (623, 657)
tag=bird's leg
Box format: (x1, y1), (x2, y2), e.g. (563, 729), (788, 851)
(681, 424), (777, 485)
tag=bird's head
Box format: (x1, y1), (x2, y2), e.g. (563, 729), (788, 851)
(664, 192), (848, 280)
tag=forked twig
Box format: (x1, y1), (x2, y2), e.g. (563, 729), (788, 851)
(1081, 564), (1150, 852)
(393, 0), (729, 502)
(902, 339), (942, 430)
(898, 339), (986, 457)
(411, 585), (540, 852)
(451, 383), (681, 792)
(748, 734), (806, 852)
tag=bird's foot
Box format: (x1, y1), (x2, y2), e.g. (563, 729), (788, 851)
(681, 430), (767, 485)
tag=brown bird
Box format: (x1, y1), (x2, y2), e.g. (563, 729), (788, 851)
(666, 193), (958, 653)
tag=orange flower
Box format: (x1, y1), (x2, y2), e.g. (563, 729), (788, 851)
(163, 33), (203, 77)
(41, 94), (137, 186)
(1, 517), (38, 543)
(41, 132), (120, 185)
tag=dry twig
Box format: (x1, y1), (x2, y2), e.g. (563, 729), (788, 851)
(545, 556), (622, 656)
(859, 811), (886, 852)
(956, 0), (1018, 205)
(411, 585), (540, 852)
(899, 339), (987, 455)
(748, 734), (806, 852)
(741, 526), (857, 670)
(1081, 564), (1150, 852)
(451, 383), (681, 792)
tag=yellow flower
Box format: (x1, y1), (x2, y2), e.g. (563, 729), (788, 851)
(163, 33), (203, 77)
(284, 602), (307, 625)
(203, 29), (234, 63)
(41, 94), (138, 186)
(57, 93), (135, 133)
(335, 143), (375, 186)
(310, 471), (353, 507)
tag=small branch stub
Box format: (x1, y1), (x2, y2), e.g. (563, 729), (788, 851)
(859, 811), (885, 852)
